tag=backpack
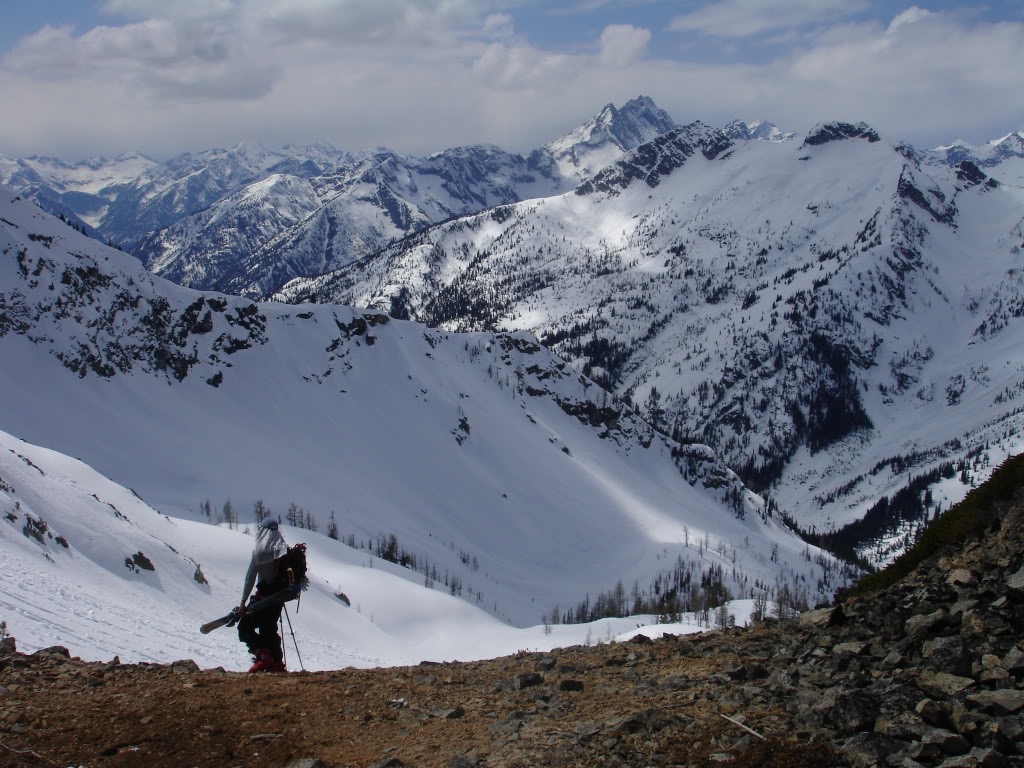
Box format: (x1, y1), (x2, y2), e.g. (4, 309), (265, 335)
(275, 543), (309, 592)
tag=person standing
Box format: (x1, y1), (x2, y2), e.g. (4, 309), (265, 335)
(237, 518), (289, 672)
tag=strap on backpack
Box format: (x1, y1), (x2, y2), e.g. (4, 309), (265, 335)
(286, 562), (301, 613)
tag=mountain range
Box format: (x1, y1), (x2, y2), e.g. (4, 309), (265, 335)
(0, 97), (678, 300)
(0, 186), (847, 662)
(3, 96), (1024, 570)
(277, 118), (1024, 565)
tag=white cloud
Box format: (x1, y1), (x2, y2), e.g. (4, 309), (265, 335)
(599, 24), (651, 67)
(2, 16), (273, 102)
(240, 0), (487, 47)
(668, 0), (867, 38)
(0, 2), (1020, 159)
(888, 5), (932, 32)
(471, 43), (570, 89)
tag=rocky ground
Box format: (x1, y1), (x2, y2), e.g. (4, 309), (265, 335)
(2, 497), (1024, 768)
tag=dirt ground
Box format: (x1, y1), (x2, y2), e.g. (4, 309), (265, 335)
(0, 626), (834, 768)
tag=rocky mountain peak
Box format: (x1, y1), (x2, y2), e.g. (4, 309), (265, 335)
(802, 121), (882, 147)
(543, 95), (678, 180)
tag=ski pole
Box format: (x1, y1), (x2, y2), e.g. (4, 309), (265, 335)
(279, 614), (288, 668)
(283, 604), (305, 671)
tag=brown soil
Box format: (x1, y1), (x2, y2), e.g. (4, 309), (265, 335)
(0, 625), (834, 768)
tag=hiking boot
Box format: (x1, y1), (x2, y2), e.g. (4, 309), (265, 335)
(267, 659), (287, 673)
(247, 649), (274, 673)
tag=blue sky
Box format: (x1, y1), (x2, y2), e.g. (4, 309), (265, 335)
(0, 1), (1021, 158)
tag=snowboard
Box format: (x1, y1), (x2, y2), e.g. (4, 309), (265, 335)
(199, 587), (300, 634)
(199, 608), (239, 635)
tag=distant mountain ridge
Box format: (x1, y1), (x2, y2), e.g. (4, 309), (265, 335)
(129, 96), (679, 298)
(1, 97), (682, 299)
(4, 98), (1016, 303)
(723, 119), (795, 143)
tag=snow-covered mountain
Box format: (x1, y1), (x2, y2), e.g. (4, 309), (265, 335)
(191, 142), (570, 298)
(128, 97), (678, 298)
(99, 142), (353, 247)
(132, 172), (325, 292)
(923, 131), (1024, 186)
(1, 97), (681, 299)
(723, 119), (796, 143)
(0, 151), (157, 237)
(0, 186), (844, 665)
(540, 95), (679, 180)
(278, 120), (1024, 563)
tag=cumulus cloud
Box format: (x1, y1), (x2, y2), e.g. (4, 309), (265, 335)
(668, 0), (867, 38)
(599, 24), (651, 68)
(2, 15), (274, 102)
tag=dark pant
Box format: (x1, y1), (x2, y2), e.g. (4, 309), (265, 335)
(237, 595), (284, 662)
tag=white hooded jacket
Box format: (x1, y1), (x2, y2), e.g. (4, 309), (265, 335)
(241, 520), (288, 605)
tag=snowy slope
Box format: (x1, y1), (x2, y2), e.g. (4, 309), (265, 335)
(0, 426), (771, 670)
(279, 121), (1024, 562)
(0, 187), (842, 666)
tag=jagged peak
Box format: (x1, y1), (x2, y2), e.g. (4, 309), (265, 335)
(545, 96), (677, 156)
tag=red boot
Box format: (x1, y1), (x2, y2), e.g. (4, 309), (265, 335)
(248, 649), (274, 673)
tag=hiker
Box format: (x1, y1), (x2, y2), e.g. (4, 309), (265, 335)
(237, 518), (289, 672)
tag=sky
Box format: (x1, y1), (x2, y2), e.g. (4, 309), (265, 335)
(0, 0), (1021, 160)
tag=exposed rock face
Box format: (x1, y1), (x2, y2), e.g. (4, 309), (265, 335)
(802, 121), (882, 146)
(2, 493), (1023, 767)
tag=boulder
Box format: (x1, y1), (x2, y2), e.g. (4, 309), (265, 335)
(966, 690), (1024, 716)
(917, 672), (976, 699)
